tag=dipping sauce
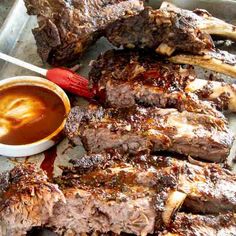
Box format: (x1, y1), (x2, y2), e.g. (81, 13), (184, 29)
(0, 85), (66, 145)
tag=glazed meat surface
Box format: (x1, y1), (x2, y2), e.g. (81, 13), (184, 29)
(23, 0), (144, 65)
(64, 105), (233, 162)
(0, 165), (64, 236)
(90, 49), (231, 116)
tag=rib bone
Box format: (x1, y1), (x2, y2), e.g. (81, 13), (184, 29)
(169, 50), (236, 78)
(186, 78), (236, 112)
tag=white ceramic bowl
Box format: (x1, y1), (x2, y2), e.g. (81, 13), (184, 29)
(0, 76), (71, 157)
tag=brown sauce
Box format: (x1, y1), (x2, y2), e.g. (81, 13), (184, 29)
(0, 85), (66, 145)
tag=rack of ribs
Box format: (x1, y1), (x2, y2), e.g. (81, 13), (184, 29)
(89, 49), (236, 113)
(23, 0), (236, 76)
(23, 0), (144, 65)
(64, 105), (233, 162)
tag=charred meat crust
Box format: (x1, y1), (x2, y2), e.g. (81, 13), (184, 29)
(105, 7), (214, 55)
(64, 105), (233, 162)
(160, 1), (236, 42)
(23, 0), (144, 65)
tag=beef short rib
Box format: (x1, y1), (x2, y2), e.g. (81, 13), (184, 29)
(89, 49), (227, 117)
(64, 105), (233, 162)
(23, 0), (144, 65)
(49, 153), (236, 234)
(105, 7), (214, 56)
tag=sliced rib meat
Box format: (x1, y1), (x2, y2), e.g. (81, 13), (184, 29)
(65, 153), (236, 215)
(23, 0), (144, 65)
(89, 49), (232, 115)
(48, 153), (184, 235)
(0, 165), (65, 236)
(64, 105), (233, 162)
(1, 154), (236, 235)
(49, 152), (236, 234)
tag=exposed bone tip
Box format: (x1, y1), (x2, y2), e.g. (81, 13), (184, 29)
(162, 191), (187, 226)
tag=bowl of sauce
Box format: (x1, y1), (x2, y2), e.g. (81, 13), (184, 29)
(0, 76), (71, 157)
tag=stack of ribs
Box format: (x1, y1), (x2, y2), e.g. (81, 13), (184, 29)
(2, 1), (235, 235)
(24, 0), (236, 79)
(1, 49), (236, 235)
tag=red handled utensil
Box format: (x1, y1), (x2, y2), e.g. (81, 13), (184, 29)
(0, 52), (94, 99)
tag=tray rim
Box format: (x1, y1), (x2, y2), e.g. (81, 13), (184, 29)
(0, 0), (29, 69)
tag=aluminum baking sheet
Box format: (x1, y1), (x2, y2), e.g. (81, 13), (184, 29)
(0, 1), (236, 234)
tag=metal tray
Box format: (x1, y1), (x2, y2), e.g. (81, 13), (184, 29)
(0, 0), (236, 234)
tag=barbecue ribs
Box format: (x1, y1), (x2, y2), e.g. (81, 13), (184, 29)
(48, 153), (236, 234)
(23, 0), (144, 65)
(64, 105), (233, 162)
(106, 2), (236, 57)
(90, 49), (236, 113)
